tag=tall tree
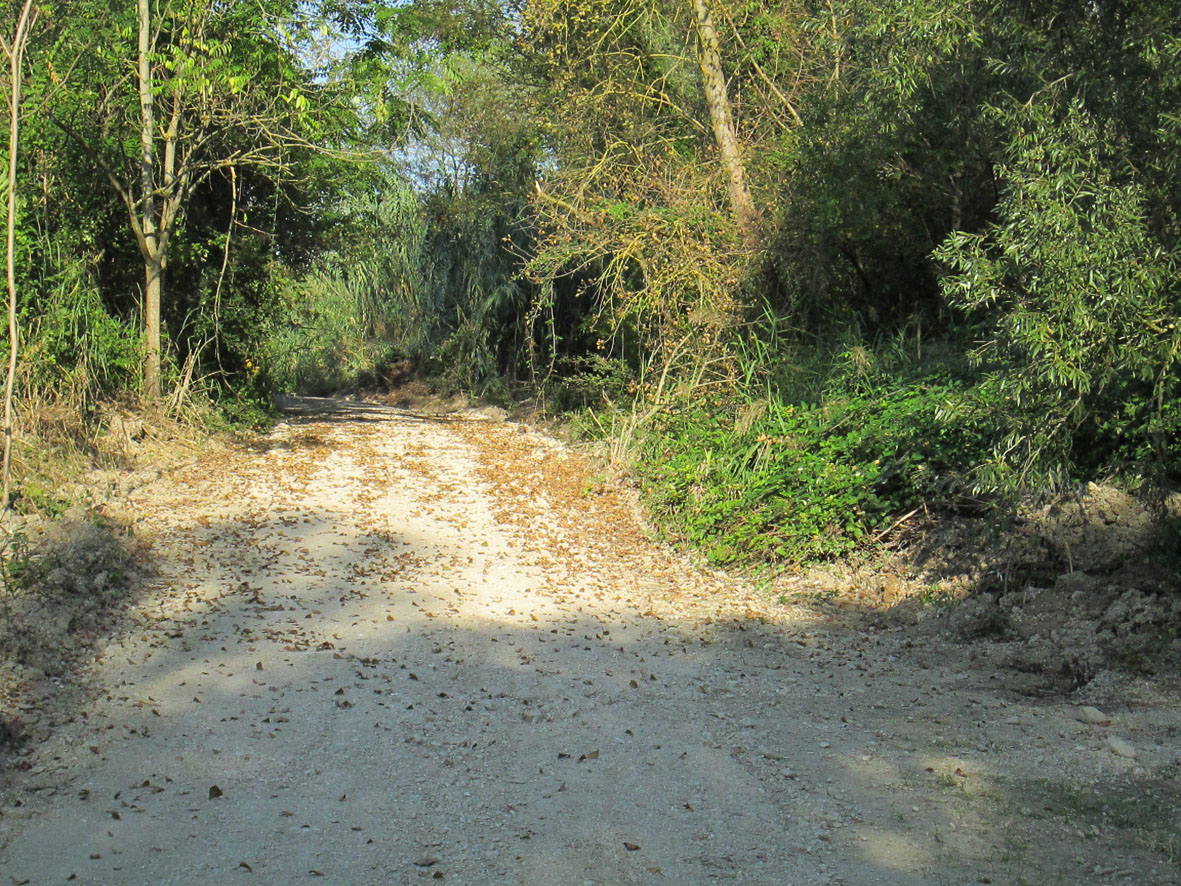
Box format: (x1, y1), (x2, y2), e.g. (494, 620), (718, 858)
(57, 0), (358, 399)
(690, 0), (758, 243)
(517, 0), (786, 353)
(135, 0), (163, 399)
(0, 0), (37, 510)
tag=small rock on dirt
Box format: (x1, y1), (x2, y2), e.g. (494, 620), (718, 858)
(1076, 706), (1111, 726)
(1106, 735), (1137, 758)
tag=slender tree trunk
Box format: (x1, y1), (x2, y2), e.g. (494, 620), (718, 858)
(144, 255), (162, 399)
(690, 0), (759, 246)
(137, 0), (162, 400)
(1, 1), (37, 512)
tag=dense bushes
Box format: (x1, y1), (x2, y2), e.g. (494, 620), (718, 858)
(936, 98), (1181, 491)
(629, 346), (991, 563)
(336, 0), (1181, 567)
(565, 0), (1181, 566)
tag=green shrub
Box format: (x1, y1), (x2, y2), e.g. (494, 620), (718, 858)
(262, 271), (409, 395)
(543, 354), (634, 412)
(935, 98), (1181, 491)
(635, 361), (990, 564)
(21, 260), (141, 395)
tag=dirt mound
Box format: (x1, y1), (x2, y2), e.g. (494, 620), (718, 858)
(865, 484), (1181, 695)
(1029, 483), (1169, 572)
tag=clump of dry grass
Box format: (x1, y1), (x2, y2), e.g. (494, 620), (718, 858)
(7, 353), (215, 515)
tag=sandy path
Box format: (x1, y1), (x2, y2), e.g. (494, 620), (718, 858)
(0, 399), (1176, 884)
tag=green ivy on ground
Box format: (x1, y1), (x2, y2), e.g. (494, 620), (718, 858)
(631, 367), (992, 565)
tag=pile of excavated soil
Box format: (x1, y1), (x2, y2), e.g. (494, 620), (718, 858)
(797, 484), (1181, 698)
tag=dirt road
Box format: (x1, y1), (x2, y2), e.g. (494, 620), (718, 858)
(1, 398), (1176, 884)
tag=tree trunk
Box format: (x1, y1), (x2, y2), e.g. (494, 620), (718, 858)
(144, 256), (163, 400)
(137, 0), (162, 400)
(690, 0), (759, 246)
(1, 1), (37, 512)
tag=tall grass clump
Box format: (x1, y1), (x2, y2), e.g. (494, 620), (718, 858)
(7, 258), (217, 514)
(7, 262), (142, 513)
(262, 185), (426, 396)
(263, 271), (410, 396)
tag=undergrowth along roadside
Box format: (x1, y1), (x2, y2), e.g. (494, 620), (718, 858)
(562, 328), (1124, 569)
(6, 373), (231, 519)
(629, 372), (992, 565)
